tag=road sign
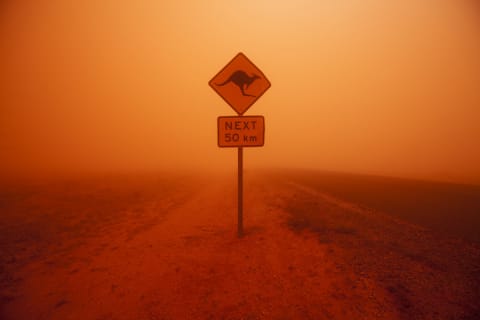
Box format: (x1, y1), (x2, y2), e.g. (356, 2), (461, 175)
(209, 53), (271, 115)
(209, 53), (270, 237)
(218, 116), (265, 147)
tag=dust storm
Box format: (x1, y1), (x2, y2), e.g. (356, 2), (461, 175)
(1, 1), (480, 319)
(1, 0), (480, 182)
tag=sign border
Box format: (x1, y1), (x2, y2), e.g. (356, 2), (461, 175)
(209, 52), (271, 116)
(217, 115), (265, 148)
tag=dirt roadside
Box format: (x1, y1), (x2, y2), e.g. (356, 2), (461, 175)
(1, 172), (479, 319)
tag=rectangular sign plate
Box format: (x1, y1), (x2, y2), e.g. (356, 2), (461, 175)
(218, 116), (265, 147)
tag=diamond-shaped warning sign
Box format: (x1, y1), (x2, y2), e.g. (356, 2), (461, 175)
(209, 53), (271, 115)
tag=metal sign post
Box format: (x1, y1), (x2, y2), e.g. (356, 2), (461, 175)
(209, 52), (270, 237)
(238, 146), (243, 236)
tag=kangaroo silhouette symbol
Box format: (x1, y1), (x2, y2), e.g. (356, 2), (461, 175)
(215, 70), (260, 97)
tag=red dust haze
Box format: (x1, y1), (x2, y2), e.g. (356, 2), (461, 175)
(1, 0), (480, 183)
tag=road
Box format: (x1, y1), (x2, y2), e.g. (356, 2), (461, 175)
(1, 170), (479, 319)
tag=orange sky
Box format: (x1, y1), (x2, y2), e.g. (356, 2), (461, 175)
(1, 0), (479, 183)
